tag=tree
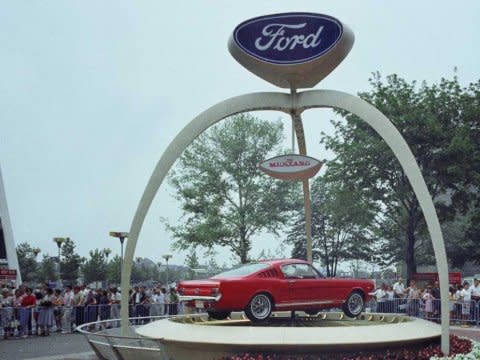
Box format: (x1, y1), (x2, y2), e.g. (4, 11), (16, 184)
(106, 255), (121, 285)
(166, 113), (297, 263)
(16, 242), (40, 283)
(184, 248), (200, 280)
(37, 254), (57, 283)
(285, 177), (377, 277)
(320, 73), (480, 280)
(60, 238), (83, 284)
(82, 249), (108, 285)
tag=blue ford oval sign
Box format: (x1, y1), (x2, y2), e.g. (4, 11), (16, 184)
(234, 13), (343, 65)
(228, 12), (354, 88)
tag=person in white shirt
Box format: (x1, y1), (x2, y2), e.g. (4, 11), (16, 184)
(406, 280), (420, 317)
(469, 278), (480, 324)
(460, 281), (472, 326)
(110, 287), (121, 327)
(385, 285), (395, 313)
(469, 278), (480, 301)
(149, 288), (164, 317)
(62, 286), (74, 333)
(373, 284), (387, 313)
(393, 278), (405, 298)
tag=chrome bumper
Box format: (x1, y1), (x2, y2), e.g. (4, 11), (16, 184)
(179, 295), (222, 302)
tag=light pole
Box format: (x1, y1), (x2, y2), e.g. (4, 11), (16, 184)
(162, 254), (172, 288)
(32, 248), (41, 281)
(104, 248), (112, 261)
(53, 237), (66, 285)
(104, 248), (111, 286)
(109, 232), (128, 283)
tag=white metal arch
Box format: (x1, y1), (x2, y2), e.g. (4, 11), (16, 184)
(120, 89), (449, 354)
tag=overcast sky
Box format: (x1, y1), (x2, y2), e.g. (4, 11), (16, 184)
(1, 1), (479, 267)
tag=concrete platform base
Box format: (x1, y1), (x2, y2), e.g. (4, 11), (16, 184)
(135, 312), (441, 360)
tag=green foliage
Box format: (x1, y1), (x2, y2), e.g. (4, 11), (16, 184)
(60, 238), (83, 284)
(166, 113), (297, 263)
(37, 254), (57, 283)
(184, 248), (200, 280)
(131, 262), (151, 284)
(16, 242), (40, 283)
(82, 249), (108, 285)
(106, 255), (121, 285)
(286, 177), (377, 277)
(320, 73), (480, 278)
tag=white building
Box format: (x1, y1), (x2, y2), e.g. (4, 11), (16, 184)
(0, 164), (21, 284)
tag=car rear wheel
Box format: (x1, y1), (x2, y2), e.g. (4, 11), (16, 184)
(343, 291), (365, 318)
(207, 311), (231, 320)
(245, 293), (272, 323)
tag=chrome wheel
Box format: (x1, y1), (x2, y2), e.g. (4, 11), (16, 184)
(344, 292), (364, 317)
(245, 293), (272, 322)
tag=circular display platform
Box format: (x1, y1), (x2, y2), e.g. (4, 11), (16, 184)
(135, 312), (441, 360)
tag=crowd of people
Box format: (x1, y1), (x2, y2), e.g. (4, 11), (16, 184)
(370, 278), (480, 326)
(3, 277), (480, 340)
(0, 283), (181, 340)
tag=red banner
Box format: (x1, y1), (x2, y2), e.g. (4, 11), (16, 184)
(0, 269), (17, 280)
(412, 272), (462, 285)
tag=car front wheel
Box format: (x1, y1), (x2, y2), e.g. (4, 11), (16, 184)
(343, 291), (364, 318)
(245, 293), (272, 323)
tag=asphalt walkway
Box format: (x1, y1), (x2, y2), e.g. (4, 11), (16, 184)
(1, 332), (95, 360)
(1, 325), (479, 360)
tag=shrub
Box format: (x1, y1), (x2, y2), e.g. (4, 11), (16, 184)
(219, 335), (472, 360)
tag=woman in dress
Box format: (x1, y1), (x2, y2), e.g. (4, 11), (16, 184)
(422, 286), (434, 320)
(52, 289), (64, 332)
(460, 281), (472, 327)
(84, 290), (98, 327)
(1, 288), (14, 339)
(37, 288), (55, 336)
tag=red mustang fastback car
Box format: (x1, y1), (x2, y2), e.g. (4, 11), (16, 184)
(177, 259), (375, 322)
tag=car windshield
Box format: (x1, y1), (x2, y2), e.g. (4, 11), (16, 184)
(212, 263), (270, 277)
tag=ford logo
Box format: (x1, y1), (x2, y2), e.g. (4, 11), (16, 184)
(233, 12), (343, 65)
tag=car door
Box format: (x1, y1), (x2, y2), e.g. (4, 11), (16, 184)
(280, 263), (326, 308)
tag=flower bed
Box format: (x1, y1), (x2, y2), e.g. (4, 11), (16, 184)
(219, 335), (473, 360)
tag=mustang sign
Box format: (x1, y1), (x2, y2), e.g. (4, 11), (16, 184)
(259, 154), (322, 181)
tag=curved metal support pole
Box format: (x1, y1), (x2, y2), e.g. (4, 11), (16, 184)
(296, 89), (450, 355)
(121, 88), (449, 355)
(120, 92), (293, 335)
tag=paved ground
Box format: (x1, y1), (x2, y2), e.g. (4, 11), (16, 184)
(451, 325), (480, 342)
(1, 332), (96, 360)
(1, 325), (479, 360)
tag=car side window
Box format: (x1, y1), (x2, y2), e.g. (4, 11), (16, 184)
(282, 264), (297, 278)
(281, 264), (320, 279)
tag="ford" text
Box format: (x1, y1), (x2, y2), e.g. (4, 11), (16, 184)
(254, 23), (324, 51)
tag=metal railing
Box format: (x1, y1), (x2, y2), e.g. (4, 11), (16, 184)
(366, 298), (480, 326)
(0, 303), (185, 339)
(1, 299), (479, 340)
